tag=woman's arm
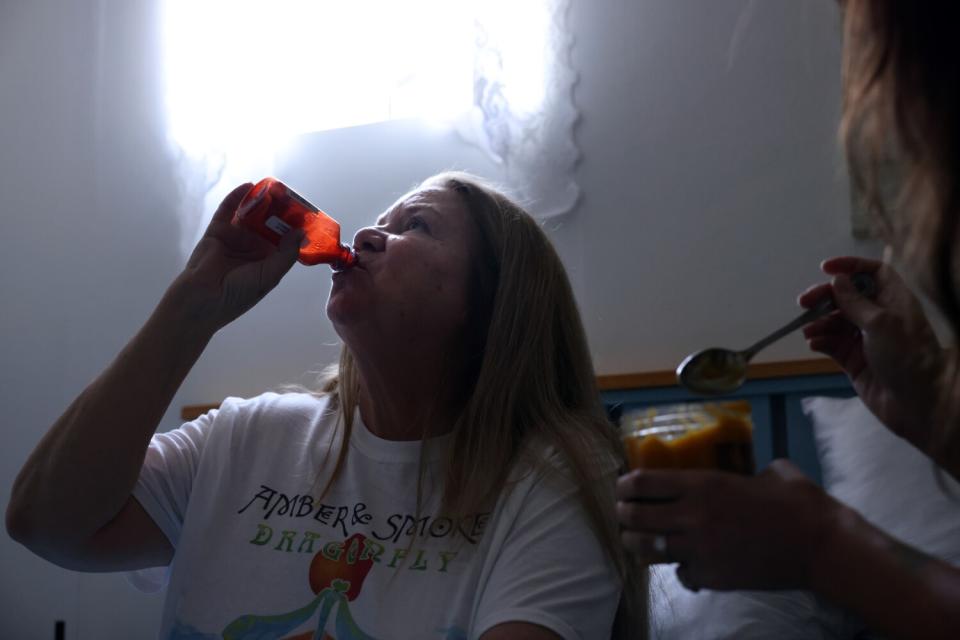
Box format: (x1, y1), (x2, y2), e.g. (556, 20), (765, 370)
(617, 462), (960, 639)
(811, 505), (960, 640)
(6, 183), (301, 567)
(5, 283), (215, 565)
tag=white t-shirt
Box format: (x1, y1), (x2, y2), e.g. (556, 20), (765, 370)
(130, 392), (621, 640)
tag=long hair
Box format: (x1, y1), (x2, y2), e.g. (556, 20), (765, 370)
(315, 172), (644, 638)
(840, 0), (960, 465)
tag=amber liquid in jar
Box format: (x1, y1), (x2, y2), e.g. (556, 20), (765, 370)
(621, 400), (755, 474)
(232, 177), (357, 269)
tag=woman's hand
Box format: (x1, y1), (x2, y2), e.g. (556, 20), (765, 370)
(173, 182), (303, 333)
(617, 464), (960, 639)
(616, 460), (842, 591)
(800, 256), (945, 451)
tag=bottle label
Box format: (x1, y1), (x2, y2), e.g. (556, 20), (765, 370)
(265, 215), (292, 236)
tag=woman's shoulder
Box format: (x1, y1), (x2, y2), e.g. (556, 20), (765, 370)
(520, 430), (620, 478)
(216, 390), (332, 416)
(505, 432), (619, 501)
(205, 391), (339, 441)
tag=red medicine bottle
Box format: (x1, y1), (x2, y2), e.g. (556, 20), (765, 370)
(232, 177), (357, 269)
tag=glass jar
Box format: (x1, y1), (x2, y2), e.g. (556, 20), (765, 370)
(620, 400), (755, 474)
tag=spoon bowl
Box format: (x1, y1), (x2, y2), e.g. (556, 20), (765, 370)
(676, 349), (749, 395)
(676, 272), (877, 395)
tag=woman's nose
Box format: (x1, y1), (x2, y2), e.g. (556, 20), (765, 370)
(353, 227), (386, 253)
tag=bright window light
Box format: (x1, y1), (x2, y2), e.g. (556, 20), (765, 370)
(161, 0), (547, 156)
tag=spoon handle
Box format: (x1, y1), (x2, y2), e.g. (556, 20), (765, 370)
(741, 272), (877, 360)
(742, 298), (834, 359)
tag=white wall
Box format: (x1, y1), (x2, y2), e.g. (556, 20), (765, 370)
(0, 0), (878, 638)
(572, 0), (880, 373)
(2, 4), (182, 638)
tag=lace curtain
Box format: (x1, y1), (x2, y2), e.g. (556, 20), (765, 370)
(458, 0), (580, 220)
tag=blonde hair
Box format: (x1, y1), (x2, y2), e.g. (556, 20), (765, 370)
(314, 172), (645, 638)
(840, 1), (960, 465)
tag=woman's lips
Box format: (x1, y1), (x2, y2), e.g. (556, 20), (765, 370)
(331, 260), (367, 278)
(331, 256), (364, 273)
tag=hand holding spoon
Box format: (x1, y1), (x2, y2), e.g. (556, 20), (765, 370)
(676, 273), (877, 395)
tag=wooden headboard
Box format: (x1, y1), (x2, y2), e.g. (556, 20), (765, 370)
(595, 357), (842, 390)
(181, 357), (855, 484)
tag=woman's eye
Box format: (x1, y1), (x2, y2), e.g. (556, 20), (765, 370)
(405, 216), (428, 232)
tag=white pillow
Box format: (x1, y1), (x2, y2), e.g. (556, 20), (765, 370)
(802, 395), (960, 565)
(648, 565), (853, 640)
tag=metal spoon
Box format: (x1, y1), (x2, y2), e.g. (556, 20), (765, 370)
(676, 273), (877, 395)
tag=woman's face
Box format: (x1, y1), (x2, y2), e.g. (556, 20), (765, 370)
(326, 186), (479, 356)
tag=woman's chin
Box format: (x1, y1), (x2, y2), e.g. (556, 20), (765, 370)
(325, 296), (365, 331)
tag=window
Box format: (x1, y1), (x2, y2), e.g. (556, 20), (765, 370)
(161, 0), (548, 156)
(162, 0), (578, 251)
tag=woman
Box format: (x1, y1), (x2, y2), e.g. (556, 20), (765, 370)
(7, 173), (638, 639)
(617, 2), (960, 639)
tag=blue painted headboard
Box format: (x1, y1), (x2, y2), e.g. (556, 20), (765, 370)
(599, 362), (856, 485)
